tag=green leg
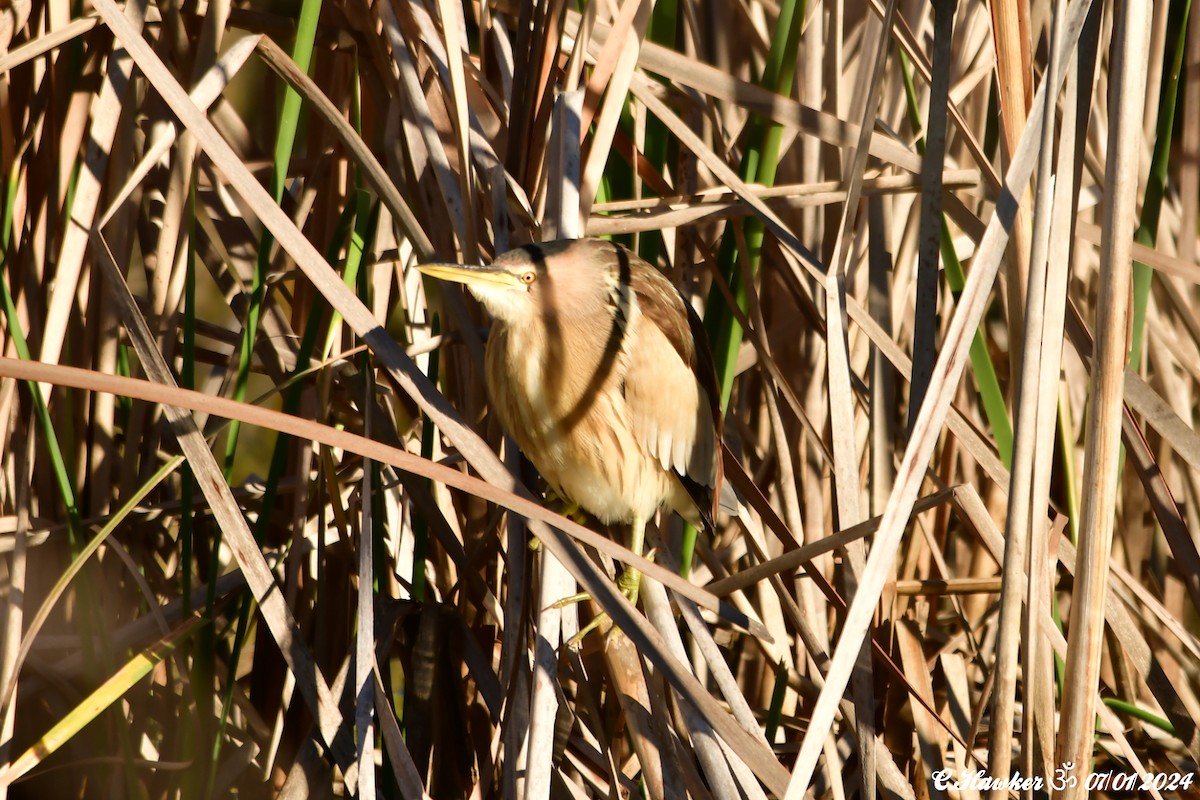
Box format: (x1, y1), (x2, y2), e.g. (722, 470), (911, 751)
(616, 515), (645, 606)
(530, 492), (587, 552)
(561, 515), (648, 648)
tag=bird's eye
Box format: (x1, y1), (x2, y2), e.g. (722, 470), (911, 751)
(520, 270), (536, 285)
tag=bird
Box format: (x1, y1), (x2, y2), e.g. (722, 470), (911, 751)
(418, 237), (723, 612)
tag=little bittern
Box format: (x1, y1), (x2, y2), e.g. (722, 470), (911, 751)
(419, 238), (723, 608)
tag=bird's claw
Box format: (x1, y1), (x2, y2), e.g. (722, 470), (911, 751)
(549, 591), (591, 610)
(558, 565), (646, 649)
(529, 494), (587, 553)
(544, 489), (588, 524)
(616, 566), (642, 607)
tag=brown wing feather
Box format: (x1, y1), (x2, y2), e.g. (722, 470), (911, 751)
(615, 243), (724, 527)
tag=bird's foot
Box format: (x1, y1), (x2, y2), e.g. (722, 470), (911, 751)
(553, 561), (649, 649)
(549, 591), (592, 610)
(529, 493), (589, 552)
(616, 565), (642, 607)
(545, 489), (587, 521)
(564, 612), (612, 647)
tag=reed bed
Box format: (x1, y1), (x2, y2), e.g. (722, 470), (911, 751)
(0, 0), (1198, 797)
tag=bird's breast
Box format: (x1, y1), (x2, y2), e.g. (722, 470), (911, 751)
(487, 315), (627, 428)
(484, 315), (674, 522)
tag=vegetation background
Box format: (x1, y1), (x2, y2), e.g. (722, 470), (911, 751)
(0, 0), (1197, 797)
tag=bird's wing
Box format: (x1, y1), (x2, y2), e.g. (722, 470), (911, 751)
(623, 260), (723, 516)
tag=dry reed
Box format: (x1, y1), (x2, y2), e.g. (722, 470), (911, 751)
(0, 0), (1198, 798)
